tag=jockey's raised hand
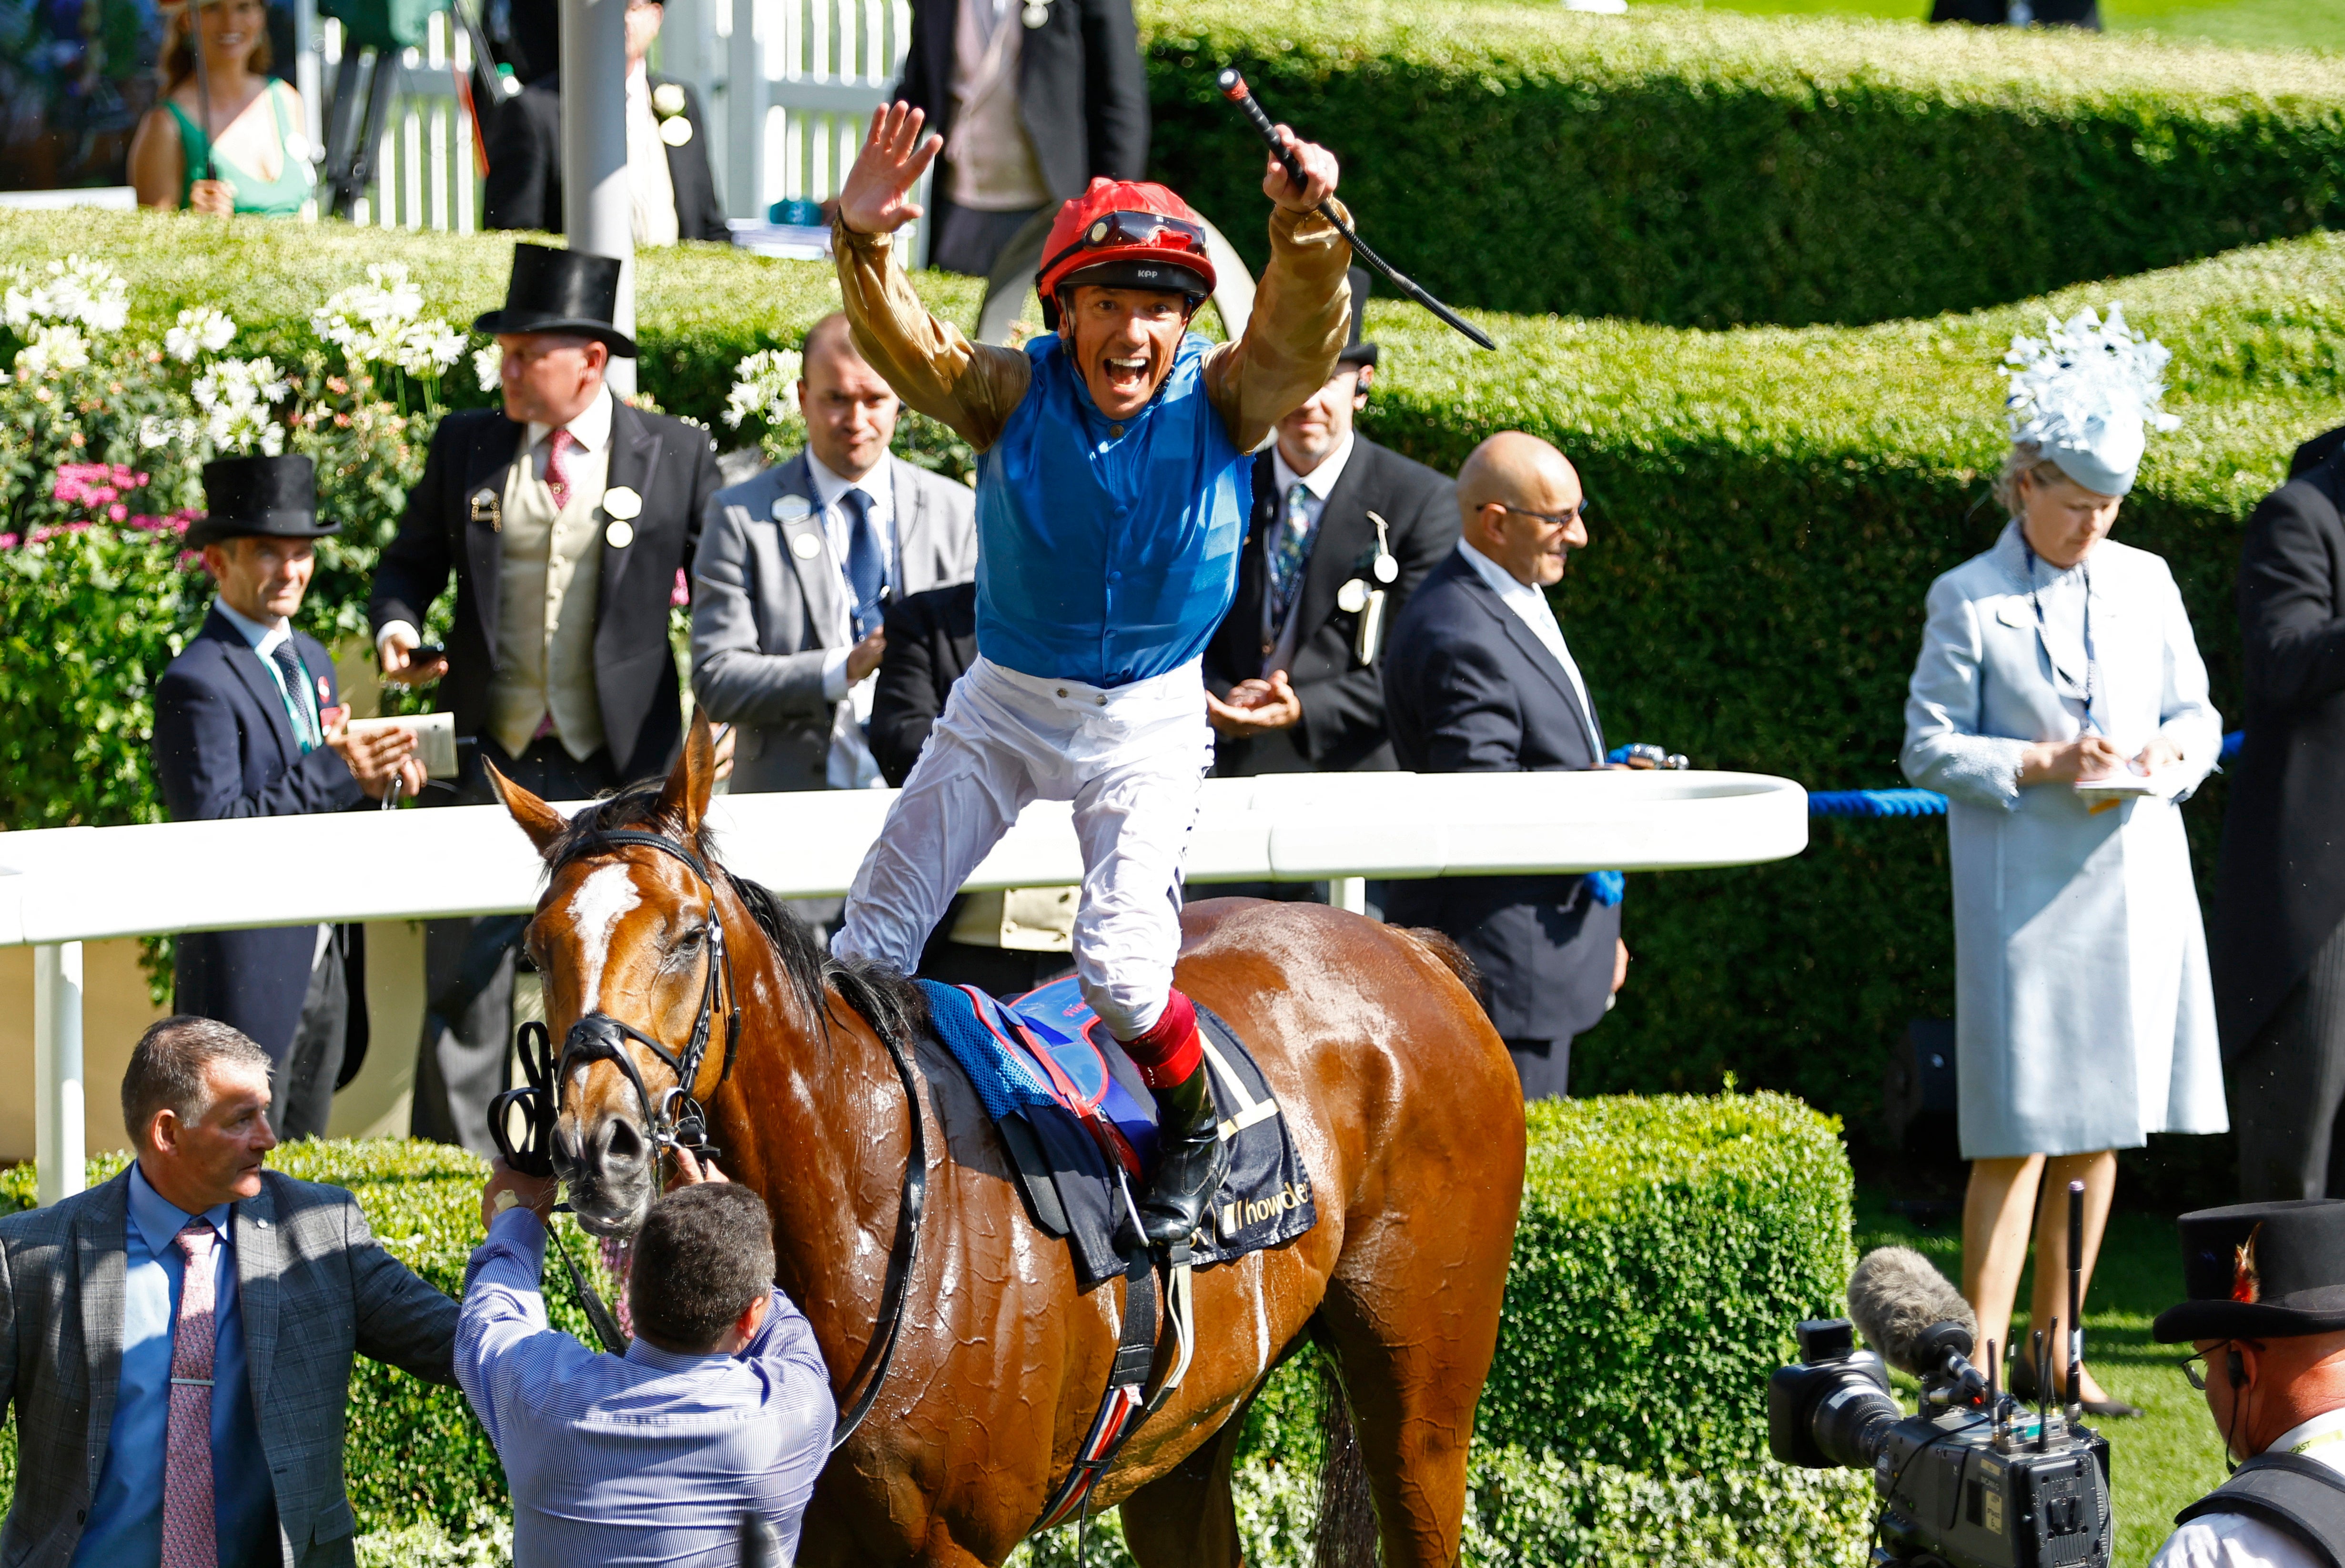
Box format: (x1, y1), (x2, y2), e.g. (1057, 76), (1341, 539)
(838, 102), (942, 236)
(1260, 125), (1340, 215)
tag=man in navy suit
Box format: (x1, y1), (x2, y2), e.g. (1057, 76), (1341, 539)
(1381, 432), (1630, 1100)
(153, 455), (424, 1138)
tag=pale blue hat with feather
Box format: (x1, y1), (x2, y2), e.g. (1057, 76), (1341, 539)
(2002, 304), (2180, 498)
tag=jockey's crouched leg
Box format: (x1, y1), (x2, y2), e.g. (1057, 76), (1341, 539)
(1120, 990), (1228, 1248)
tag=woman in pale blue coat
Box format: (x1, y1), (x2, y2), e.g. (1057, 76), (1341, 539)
(1902, 307), (2225, 1416)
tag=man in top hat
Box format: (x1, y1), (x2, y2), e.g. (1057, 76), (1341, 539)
(822, 102), (1350, 1247)
(369, 241), (724, 1153)
(1203, 268), (1457, 791)
(155, 455), (425, 1139)
(2151, 1200), (2345, 1566)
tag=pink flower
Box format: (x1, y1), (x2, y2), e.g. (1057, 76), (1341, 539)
(0, 534), (18, 550)
(108, 504), (127, 522)
(671, 567), (689, 609)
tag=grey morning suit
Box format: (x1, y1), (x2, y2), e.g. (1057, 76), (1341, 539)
(0, 1168), (458, 1567)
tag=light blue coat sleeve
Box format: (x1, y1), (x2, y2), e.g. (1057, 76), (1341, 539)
(1901, 574), (2029, 810)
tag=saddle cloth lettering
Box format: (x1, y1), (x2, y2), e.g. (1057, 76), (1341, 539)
(919, 976), (1318, 1288)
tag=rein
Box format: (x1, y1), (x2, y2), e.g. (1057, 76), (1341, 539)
(489, 819), (928, 1452)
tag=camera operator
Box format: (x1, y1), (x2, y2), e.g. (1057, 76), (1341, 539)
(2152, 1200), (2345, 1568)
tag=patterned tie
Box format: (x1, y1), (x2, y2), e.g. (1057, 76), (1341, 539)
(267, 641), (317, 752)
(840, 487), (885, 639)
(546, 426), (576, 511)
(1269, 482), (1315, 627)
(162, 1219), (218, 1568)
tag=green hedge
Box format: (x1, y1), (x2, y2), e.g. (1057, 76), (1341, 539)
(0, 1099), (1865, 1563)
(1140, 0), (2345, 328)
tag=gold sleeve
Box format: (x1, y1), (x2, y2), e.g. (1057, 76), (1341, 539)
(1201, 202), (1355, 455)
(832, 223), (1032, 452)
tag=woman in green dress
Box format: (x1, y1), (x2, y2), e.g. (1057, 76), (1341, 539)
(127, 0), (313, 217)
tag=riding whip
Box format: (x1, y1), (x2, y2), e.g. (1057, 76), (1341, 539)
(1215, 70), (1495, 352)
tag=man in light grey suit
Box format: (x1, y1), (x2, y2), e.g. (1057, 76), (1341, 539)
(0, 1017), (458, 1567)
(692, 313), (977, 928)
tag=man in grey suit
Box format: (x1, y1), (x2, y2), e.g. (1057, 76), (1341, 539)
(0, 1017), (458, 1567)
(692, 313), (977, 927)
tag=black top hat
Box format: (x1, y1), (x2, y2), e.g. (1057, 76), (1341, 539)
(472, 243), (639, 357)
(186, 455), (339, 550)
(2153, 1200), (2345, 1343)
(1337, 266), (1377, 369)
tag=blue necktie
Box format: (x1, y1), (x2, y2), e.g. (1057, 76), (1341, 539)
(840, 487), (884, 638)
(268, 641), (318, 752)
(1270, 482), (1314, 627)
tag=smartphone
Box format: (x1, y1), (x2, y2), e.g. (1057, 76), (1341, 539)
(412, 644), (445, 664)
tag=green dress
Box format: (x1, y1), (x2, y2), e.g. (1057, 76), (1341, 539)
(166, 78), (311, 216)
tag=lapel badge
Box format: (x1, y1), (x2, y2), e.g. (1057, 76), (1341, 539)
(470, 489), (502, 531)
(603, 485), (643, 520)
(1997, 600), (2027, 628)
(606, 519), (636, 549)
(659, 115), (694, 148)
(790, 530), (825, 560)
(773, 494), (813, 523)
(315, 674), (332, 702)
(1336, 578), (1370, 614)
(1021, 0), (1048, 25)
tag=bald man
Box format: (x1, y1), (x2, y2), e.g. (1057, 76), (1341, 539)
(1381, 432), (1629, 1099)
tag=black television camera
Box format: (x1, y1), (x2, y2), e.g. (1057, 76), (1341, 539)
(1768, 1184), (2113, 1568)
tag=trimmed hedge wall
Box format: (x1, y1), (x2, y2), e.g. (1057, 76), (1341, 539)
(1140, 0), (2345, 328)
(0, 1098), (1865, 1562)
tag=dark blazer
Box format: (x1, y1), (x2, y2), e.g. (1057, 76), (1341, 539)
(1380, 547), (1621, 1043)
(481, 73), (729, 242)
(368, 399), (725, 782)
(893, 0), (1148, 204)
(2212, 439), (2345, 1056)
(153, 608), (368, 1071)
(0, 1167), (458, 1567)
(1204, 439), (1457, 775)
(870, 580), (979, 788)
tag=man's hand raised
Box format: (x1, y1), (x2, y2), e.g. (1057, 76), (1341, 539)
(838, 103), (943, 237)
(1261, 127), (1339, 215)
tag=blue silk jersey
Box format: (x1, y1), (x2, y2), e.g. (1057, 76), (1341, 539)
(973, 331), (1253, 687)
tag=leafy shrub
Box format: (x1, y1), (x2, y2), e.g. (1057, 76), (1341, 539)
(1140, 0), (2345, 328)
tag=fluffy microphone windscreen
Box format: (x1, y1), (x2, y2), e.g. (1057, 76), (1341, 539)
(1846, 1245), (1978, 1378)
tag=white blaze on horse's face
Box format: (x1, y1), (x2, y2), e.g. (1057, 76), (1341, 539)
(569, 862), (643, 1012)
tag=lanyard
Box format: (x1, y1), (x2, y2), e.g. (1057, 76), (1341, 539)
(2022, 537), (2099, 735)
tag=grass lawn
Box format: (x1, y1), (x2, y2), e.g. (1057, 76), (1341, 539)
(1623, 0), (2345, 52)
(1854, 1190), (2230, 1568)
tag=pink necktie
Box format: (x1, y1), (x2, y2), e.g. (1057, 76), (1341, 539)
(162, 1219), (218, 1568)
(546, 426), (576, 511)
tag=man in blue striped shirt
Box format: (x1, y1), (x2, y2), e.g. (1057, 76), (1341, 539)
(457, 1153), (834, 1567)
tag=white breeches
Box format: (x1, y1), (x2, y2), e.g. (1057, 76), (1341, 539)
(830, 656), (1213, 1038)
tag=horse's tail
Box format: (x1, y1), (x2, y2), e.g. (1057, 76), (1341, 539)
(1313, 1352), (1382, 1568)
(1397, 926), (1487, 1009)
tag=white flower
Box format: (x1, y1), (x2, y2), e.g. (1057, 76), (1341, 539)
(165, 306), (238, 362)
(137, 414), (193, 449)
(652, 81), (687, 118)
(313, 262), (461, 376)
(14, 323), (91, 378)
(395, 318), (465, 377)
(473, 342), (505, 394)
(722, 348), (805, 430)
(192, 355), (291, 454)
(3, 257), (130, 335)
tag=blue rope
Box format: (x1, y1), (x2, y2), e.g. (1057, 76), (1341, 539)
(1809, 789), (1949, 819)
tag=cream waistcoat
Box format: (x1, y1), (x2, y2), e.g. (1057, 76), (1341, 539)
(488, 434), (611, 760)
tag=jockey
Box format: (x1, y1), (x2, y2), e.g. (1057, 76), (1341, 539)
(827, 102), (1352, 1247)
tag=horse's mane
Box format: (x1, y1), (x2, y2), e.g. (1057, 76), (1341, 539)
(543, 777), (930, 1051)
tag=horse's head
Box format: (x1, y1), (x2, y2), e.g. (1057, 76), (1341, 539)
(491, 714), (731, 1236)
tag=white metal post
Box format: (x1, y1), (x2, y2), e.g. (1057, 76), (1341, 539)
(33, 942), (85, 1205)
(563, 0), (638, 397)
(726, 0), (764, 220)
(1332, 878), (1369, 917)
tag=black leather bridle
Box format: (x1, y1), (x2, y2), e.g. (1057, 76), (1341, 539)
(489, 819), (927, 1451)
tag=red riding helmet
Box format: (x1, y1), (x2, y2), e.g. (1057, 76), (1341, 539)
(1034, 178), (1217, 331)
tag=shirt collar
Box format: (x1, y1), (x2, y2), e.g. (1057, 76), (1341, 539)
(2269, 1405), (2345, 1463)
(1459, 537), (1540, 605)
(212, 595), (290, 653)
(1272, 431), (1356, 504)
(127, 1161), (234, 1257)
(806, 450), (893, 515)
(624, 1334), (738, 1373)
(526, 385), (615, 456)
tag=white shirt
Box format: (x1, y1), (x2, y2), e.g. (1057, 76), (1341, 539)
(1456, 538), (1601, 758)
(1260, 432), (1357, 671)
(807, 452), (899, 790)
(624, 65), (681, 248)
(214, 596), (334, 968)
(2150, 1406), (2345, 1568)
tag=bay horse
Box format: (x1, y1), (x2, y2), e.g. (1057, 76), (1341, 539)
(490, 716), (1526, 1568)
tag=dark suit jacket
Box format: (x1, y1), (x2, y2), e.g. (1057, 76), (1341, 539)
(481, 73), (729, 242)
(2212, 439), (2345, 1055)
(870, 580), (979, 788)
(368, 399), (724, 782)
(1204, 438), (1457, 775)
(893, 0), (1148, 204)
(152, 609), (369, 1071)
(1380, 547), (1621, 1043)
(0, 1168), (457, 1567)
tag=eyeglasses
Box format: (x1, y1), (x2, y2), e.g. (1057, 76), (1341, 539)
(1489, 501), (1587, 529)
(2178, 1343), (2236, 1391)
(1040, 211), (1211, 280)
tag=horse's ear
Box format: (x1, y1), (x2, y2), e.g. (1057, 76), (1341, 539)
(659, 710), (718, 836)
(489, 759), (569, 855)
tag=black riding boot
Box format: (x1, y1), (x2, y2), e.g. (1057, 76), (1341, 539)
(1142, 1059), (1230, 1249)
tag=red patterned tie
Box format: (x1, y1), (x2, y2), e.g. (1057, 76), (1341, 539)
(162, 1219), (218, 1568)
(546, 426), (576, 511)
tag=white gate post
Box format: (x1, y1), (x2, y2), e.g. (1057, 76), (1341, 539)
(563, 0), (637, 397)
(1331, 878), (1369, 918)
(726, 0), (765, 220)
(33, 942), (85, 1205)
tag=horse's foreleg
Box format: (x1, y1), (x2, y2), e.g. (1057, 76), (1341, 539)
(1119, 1403), (1249, 1568)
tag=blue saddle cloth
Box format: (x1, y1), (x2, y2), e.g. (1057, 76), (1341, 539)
(919, 976), (1318, 1289)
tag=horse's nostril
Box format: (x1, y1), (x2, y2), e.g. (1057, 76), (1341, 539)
(601, 1116), (646, 1167)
